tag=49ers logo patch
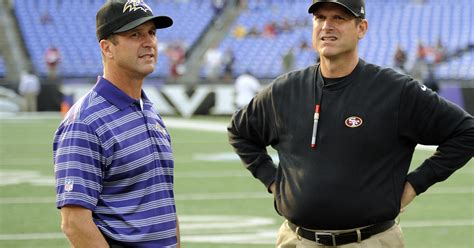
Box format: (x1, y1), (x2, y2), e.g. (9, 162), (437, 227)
(345, 116), (363, 128)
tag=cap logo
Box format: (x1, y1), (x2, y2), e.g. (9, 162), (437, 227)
(360, 7), (365, 15)
(123, 0), (153, 14)
(345, 116), (363, 128)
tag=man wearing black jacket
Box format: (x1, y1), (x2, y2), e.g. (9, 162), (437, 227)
(227, 0), (474, 247)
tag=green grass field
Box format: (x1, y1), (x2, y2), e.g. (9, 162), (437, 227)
(0, 114), (473, 248)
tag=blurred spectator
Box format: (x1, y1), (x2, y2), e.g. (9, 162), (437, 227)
(424, 64), (439, 93)
(393, 45), (407, 74)
(410, 42), (429, 83)
(234, 70), (261, 108)
(18, 69), (41, 112)
(299, 39), (311, 51)
(167, 42), (186, 82)
(282, 47), (295, 73)
(40, 11), (53, 25)
(211, 0), (225, 15)
(433, 38), (445, 64)
(295, 16), (311, 28)
(44, 46), (61, 79)
(263, 21), (277, 38)
(237, 0), (248, 9)
(416, 41), (429, 59)
(211, 0), (226, 29)
(280, 17), (293, 33)
(233, 24), (247, 39)
(203, 45), (223, 80)
(248, 25), (260, 37)
(222, 48), (236, 83)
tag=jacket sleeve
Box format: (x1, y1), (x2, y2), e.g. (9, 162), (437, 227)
(399, 79), (474, 194)
(227, 84), (279, 190)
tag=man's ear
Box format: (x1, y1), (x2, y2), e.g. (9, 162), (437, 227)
(100, 39), (114, 59)
(358, 19), (368, 40)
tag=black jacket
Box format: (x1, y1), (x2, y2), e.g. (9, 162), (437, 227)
(228, 59), (474, 229)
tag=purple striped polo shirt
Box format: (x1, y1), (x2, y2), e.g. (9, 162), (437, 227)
(53, 77), (177, 247)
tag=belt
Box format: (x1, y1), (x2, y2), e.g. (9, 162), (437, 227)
(288, 220), (395, 246)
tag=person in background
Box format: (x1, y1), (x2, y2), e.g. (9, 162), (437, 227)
(167, 42), (186, 82)
(410, 41), (429, 83)
(18, 69), (40, 112)
(44, 46), (61, 79)
(233, 24), (248, 39)
(203, 45), (223, 81)
(222, 48), (236, 83)
(234, 70), (261, 109)
(393, 45), (407, 74)
(282, 47), (295, 73)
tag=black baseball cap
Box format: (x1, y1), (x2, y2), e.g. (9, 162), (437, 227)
(308, 0), (366, 19)
(96, 0), (173, 42)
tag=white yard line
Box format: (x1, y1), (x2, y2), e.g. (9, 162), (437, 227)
(0, 115), (438, 151)
(0, 112), (61, 120)
(429, 186), (474, 194)
(0, 197), (56, 204)
(166, 118), (228, 133)
(166, 118), (438, 151)
(177, 170), (249, 178)
(401, 219), (474, 228)
(0, 233), (66, 240)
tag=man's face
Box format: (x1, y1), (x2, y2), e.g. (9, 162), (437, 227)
(311, 3), (367, 60)
(110, 21), (158, 78)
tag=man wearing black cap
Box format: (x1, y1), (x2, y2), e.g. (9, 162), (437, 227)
(228, 0), (474, 247)
(54, 1), (180, 247)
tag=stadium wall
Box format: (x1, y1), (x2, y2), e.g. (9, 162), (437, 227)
(59, 83), (474, 117)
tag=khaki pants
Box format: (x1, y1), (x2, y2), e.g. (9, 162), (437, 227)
(23, 93), (38, 112)
(276, 220), (405, 248)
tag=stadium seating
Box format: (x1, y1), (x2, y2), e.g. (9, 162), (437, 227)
(13, 0), (473, 80)
(0, 56), (4, 77)
(221, 0), (474, 79)
(14, 0), (215, 78)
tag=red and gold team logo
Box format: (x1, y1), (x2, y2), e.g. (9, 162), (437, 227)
(345, 116), (363, 128)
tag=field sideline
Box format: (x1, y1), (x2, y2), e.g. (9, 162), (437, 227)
(0, 113), (473, 248)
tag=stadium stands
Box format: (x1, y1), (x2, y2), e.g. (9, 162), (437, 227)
(0, 56), (4, 77)
(221, 0), (474, 79)
(13, 0), (473, 80)
(14, 0), (215, 78)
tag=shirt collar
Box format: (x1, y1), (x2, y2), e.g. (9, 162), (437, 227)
(317, 59), (365, 90)
(94, 76), (150, 110)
